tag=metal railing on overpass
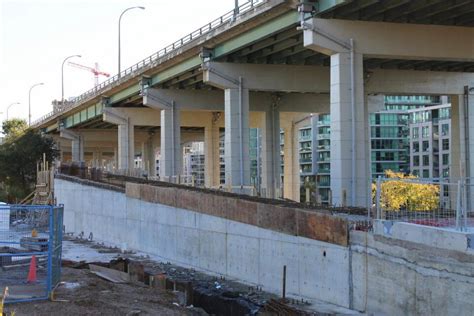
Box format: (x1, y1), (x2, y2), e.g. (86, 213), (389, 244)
(31, 0), (267, 128)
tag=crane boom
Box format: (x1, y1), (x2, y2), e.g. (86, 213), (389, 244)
(68, 62), (110, 86)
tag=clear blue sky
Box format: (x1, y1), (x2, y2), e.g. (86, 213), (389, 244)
(0, 0), (237, 126)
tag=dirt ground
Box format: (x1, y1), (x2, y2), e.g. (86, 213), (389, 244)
(4, 267), (205, 316)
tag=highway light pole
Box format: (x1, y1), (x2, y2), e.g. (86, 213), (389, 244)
(62, 54), (81, 103)
(28, 83), (44, 126)
(118, 6), (145, 78)
(6, 102), (20, 120)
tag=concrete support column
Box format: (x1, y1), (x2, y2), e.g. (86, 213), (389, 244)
(451, 95), (464, 181)
(261, 107), (281, 198)
(204, 113), (221, 187)
(451, 95), (464, 210)
(224, 88), (250, 188)
(92, 149), (102, 167)
(452, 92), (474, 210)
(330, 52), (369, 207)
(71, 137), (84, 162)
(150, 132), (160, 177)
(160, 106), (182, 178)
(467, 89), (474, 210)
(145, 136), (155, 176)
(113, 147), (118, 169)
(60, 129), (84, 163)
(140, 142), (146, 170)
(282, 125), (299, 201)
(118, 120), (134, 170)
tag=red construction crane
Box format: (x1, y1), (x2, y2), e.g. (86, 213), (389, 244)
(68, 62), (110, 86)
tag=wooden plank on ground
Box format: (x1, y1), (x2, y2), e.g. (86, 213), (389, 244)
(89, 264), (130, 283)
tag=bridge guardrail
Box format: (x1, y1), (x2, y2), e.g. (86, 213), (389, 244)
(31, 0), (267, 128)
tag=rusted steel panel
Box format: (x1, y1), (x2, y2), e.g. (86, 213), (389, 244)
(229, 198), (258, 226)
(125, 181), (348, 246)
(139, 184), (156, 203)
(125, 182), (141, 200)
(176, 189), (201, 211)
(154, 186), (177, 207)
(257, 204), (297, 236)
(296, 210), (348, 246)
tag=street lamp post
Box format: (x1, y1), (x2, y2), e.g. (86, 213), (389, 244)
(28, 83), (44, 126)
(6, 102), (20, 120)
(62, 54), (81, 103)
(118, 6), (145, 78)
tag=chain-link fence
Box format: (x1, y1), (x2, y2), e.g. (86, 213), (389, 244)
(375, 177), (473, 232)
(0, 204), (64, 303)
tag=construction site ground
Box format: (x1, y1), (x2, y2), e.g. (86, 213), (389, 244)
(3, 238), (361, 315)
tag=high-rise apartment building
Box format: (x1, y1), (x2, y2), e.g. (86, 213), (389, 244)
(183, 142), (205, 186)
(294, 95), (449, 204)
(370, 96), (443, 179)
(408, 104), (451, 180)
(297, 114), (331, 204)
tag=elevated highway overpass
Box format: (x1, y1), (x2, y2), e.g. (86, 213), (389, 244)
(32, 0), (474, 207)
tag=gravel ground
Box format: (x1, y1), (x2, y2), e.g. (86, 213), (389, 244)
(3, 267), (204, 316)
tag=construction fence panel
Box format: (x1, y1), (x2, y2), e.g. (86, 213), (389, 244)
(375, 177), (473, 232)
(0, 204), (64, 303)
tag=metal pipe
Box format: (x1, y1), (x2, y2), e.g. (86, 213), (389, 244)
(118, 6), (145, 77)
(282, 265), (286, 300)
(463, 86), (471, 211)
(28, 82), (44, 126)
(171, 102), (175, 178)
(256, 128), (261, 193)
(239, 77), (244, 188)
(6, 102), (20, 120)
(61, 55), (81, 103)
(376, 176), (382, 220)
(350, 39), (356, 206)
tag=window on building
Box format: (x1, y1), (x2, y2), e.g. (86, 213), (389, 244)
(441, 124), (449, 136)
(413, 142), (419, 153)
(412, 127), (419, 138)
(443, 168), (450, 178)
(440, 107), (451, 120)
(412, 169), (419, 177)
(423, 155), (429, 166)
(442, 154), (449, 165)
(442, 139), (449, 150)
(422, 169), (430, 178)
(422, 141), (429, 152)
(422, 126), (430, 138)
(413, 156), (420, 166)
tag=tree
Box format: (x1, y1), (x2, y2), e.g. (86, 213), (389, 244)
(373, 170), (439, 211)
(2, 119), (28, 140)
(0, 130), (58, 202)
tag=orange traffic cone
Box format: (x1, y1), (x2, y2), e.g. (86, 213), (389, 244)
(27, 255), (37, 283)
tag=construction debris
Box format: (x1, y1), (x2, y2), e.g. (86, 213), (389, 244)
(89, 264), (130, 284)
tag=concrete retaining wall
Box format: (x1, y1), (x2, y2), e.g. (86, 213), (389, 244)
(125, 181), (349, 246)
(56, 176), (474, 314)
(351, 231), (474, 315)
(55, 178), (351, 308)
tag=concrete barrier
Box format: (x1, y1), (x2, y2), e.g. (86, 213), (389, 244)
(374, 220), (474, 252)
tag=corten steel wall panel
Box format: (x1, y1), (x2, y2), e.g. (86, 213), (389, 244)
(154, 186), (177, 207)
(176, 189), (202, 211)
(232, 198), (258, 226)
(297, 210), (348, 246)
(140, 184), (156, 203)
(128, 183), (348, 246)
(257, 204), (297, 236)
(125, 182), (141, 200)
